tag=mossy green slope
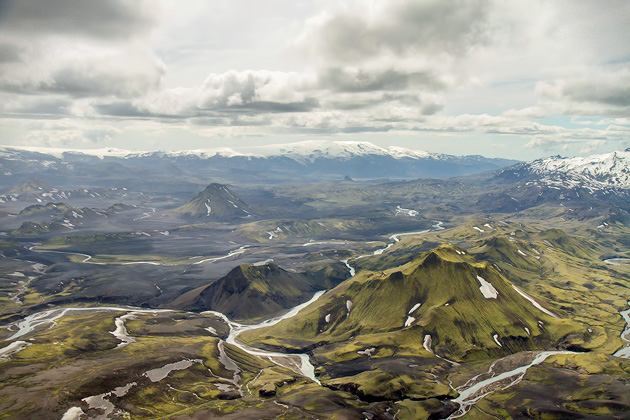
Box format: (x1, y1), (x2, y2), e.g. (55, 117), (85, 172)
(7, 177), (52, 195)
(10, 221), (69, 236)
(242, 245), (587, 361)
(175, 263), (321, 321)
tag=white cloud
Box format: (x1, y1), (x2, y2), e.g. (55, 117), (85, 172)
(0, 0), (164, 98)
(0, 0), (629, 159)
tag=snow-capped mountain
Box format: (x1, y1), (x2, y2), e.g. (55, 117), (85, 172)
(0, 140), (477, 162)
(517, 150), (630, 192)
(246, 140), (434, 162)
(0, 141), (518, 188)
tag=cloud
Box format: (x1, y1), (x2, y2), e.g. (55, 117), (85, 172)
(318, 67), (446, 93)
(0, 0), (163, 98)
(0, 0), (629, 159)
(0, 0), (156, 40)
(538, 68), (630, 111)
(302, 0), (494, 64)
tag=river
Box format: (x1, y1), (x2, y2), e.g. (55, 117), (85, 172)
(447, 351), (574, 419)
(2, 306), (170, 341)
(29, 244), (249, 266)
(604, 258), (630, 266)
(613, 301), (630, 358)
(205, 290), (326, 384)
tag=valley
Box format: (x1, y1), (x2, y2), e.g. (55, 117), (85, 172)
(1, 145), (630, 419)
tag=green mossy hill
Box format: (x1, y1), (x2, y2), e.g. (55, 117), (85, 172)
(106, 202), (134, 212)
(472, 228), (595, 273)
(19, 202), (74, 217)
(536, 228), (595, 259)
(18, 202), (131, 220)
(175, 183), (254, 219)
(44, 232), (137, 245)
(8, 177), (52, 195)
(10, 221), (69, 236)
(174, 263), (322, 321)
(474, 236), (542, 272)
(242, 245), (586, 361)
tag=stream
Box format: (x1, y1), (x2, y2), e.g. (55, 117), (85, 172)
(206, 290), (326, 384)
(604, 258), (630, 266)
(54, 293), (325, 419)
(29, 244), (249, 266)
(447, 351), (574, 419)
(367, 220), (444, 257)
(2, 306), (169, 341)
(613, 301), (630, 358)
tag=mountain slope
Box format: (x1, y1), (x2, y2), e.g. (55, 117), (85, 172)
(175, 183), (253, 219)
(174, 263), (321, 320)
(7, 177), (53, 195)
(0, 142), (519, 183)
(497, 150), (630, 193)
(241, 245), (586, 361)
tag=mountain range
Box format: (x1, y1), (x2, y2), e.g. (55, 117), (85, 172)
(0, 141), (518, 186)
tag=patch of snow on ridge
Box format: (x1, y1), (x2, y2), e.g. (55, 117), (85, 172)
(357, 347), (376, 356)
(477, 275), (499, 299)
(511, 285), (559, 318)
(204, 200), (211, 215)
(408, 303), (422, 314)
(395, 205), (418, 217)
(493, 334), (502, 347)
(404, 316), (415, 327)
(346, 300), (353, 312)
(423, 335), (433, 353)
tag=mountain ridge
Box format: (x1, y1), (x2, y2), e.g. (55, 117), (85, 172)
(175, 183), (254, 219)
(240, 245), (585, 361)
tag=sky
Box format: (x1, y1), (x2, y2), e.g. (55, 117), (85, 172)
(0, 0), (629, 160)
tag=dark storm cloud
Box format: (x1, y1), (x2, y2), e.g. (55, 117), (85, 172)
(0, 42), (21, 63)
(0, 0), (155, 39)
(319, 68), (445, 93)
(45, 65), (164, 98)
(94, 102), (176, 119)
(95, 97), (318, 120)
(315, 0), (493, 62)
(218, 98), (319, 114)
(561, 75), (630, 107)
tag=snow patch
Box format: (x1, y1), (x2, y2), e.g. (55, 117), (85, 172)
(61, 407), (85, 420)
(423, 335), (433, 353)
(408, 303), (422, 314)
(357, 347), (376, 356)
(511, 285), (559, 318)
(476, 275), (499, 299)
(395, 205), (418, 217)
